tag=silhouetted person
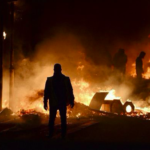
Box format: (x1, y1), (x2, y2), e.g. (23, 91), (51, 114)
(113, 49), (127, 74)
(44, 63), (74, 138)
(136, 51), (146, 79)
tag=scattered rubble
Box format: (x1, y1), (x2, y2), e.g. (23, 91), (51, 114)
(0, 108), (13, 116)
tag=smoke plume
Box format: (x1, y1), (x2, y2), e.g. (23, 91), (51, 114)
(2, 28), (150, 112)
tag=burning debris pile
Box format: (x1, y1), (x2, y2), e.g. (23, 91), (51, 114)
(89, 91), (135, 114)
(0, 108), (14, 122)
(88, 90), (150, 120)
(67, 102), (103, 118)
(18, 110), (42, 125)
(1, 97), (150, 125)
(26, 90), (44, 102)
(12, 88), (150, 121)
(2, 79), (150, 122)
(16, 102), (103, 119)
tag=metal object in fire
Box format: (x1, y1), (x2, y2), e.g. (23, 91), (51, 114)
(89, 92), (135, 114)
(123, 101), (135, 114)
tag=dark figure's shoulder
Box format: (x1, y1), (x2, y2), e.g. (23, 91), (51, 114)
(136, 57), (141, 62)
(47, 76), (53, 79)
(61, 74), (70, 81)
(46, 76), (53, 82)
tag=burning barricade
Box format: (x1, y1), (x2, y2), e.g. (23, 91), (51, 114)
(89, 90), (135, 115)
(88, 90), (150, 120)
(1, 89), (150, 123)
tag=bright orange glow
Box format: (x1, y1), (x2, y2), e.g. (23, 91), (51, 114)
(143, 60), (150, 79)
(2, 30), (150, 117)
(2, 99), (9, 109)
(130, 63), (136, 77)
(76, 113), (81, 118)
(77, 62), (85, 70)
(72, 79), (94, 106)
(126, 105), (132, 113)
(3, 31), (6, 40)
(131, 60), (150, 79)
(105, 89), (120, 100)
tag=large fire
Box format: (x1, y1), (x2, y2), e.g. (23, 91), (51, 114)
(2, 33), (150, 116)
(2, 72), (150, 115)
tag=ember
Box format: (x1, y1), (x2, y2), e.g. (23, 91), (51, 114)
(18, 109), (38, 116)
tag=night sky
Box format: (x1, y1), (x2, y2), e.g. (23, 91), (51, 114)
(17, 1), (150, 40)
(3, 0), (150, 66)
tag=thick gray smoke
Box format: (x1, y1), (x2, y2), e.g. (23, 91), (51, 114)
(2, 29), (150, 111)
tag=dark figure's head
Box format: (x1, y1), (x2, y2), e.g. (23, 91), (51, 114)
(118, 48), (125, 54)
(54, 63), (62, 74)
(139, 51), (146, 59)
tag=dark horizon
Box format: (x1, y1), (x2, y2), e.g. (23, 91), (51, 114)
(3, 0), (150, 52)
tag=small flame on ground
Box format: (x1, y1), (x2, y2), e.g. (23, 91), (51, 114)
(76, 113), (81, 118)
